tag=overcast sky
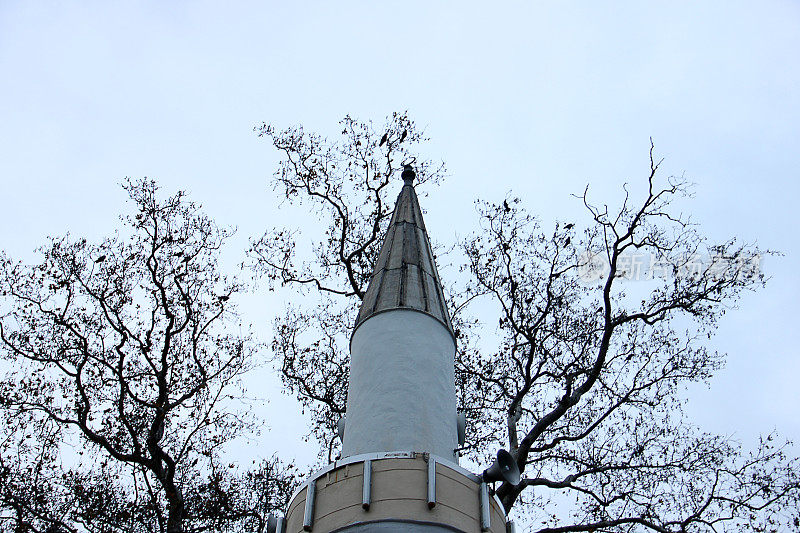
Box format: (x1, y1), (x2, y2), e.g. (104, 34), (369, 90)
(1, 1), (798, 474)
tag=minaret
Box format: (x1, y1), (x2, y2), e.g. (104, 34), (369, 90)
(276, 167), (512, 533)
(343, 164), (458, 462)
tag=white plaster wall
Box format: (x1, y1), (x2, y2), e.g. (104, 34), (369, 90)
(343, 310), (458, 462)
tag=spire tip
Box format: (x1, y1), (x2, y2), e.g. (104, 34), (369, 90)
(401, 165), (416, 184)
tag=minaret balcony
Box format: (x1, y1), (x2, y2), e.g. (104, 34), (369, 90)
(283, 452), (509, 533)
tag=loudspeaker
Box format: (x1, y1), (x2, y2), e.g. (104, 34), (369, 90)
(337, 416), (346, 442)
(266, 514), (284, 533)
(481, 449), (521, 486)
(456, 410), (466, 446)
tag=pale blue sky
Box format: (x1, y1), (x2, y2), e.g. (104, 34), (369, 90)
(1, 1), (798, 472)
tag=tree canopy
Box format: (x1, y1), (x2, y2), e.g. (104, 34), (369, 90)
(0, 179), (295, 533)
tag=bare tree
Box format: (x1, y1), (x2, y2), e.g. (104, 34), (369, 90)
(253, 116), (800, 531)
(460, 144), (799, 529)
(0, 179), (295, 533)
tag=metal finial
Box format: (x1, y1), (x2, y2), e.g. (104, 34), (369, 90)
(401, 165), (416, 184)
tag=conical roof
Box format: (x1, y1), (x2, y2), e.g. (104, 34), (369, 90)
(354, 167), (454, 337)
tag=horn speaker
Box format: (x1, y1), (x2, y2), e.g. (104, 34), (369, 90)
(337, 416), (346, 442)
(481, 449), (521, 486)
(266, 514), (284, 533)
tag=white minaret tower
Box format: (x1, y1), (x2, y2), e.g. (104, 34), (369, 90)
(343, 165), (458, 463)
(275, 167), (513, 533)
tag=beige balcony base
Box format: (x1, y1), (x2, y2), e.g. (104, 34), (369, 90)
(284, 453), (507, 533)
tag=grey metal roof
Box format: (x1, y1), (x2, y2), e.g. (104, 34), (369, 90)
(354, 168), (454, 336)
